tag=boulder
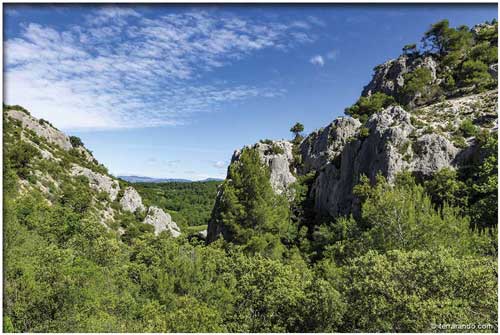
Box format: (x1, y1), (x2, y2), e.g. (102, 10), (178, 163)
(120, 186), (145, 213)
(412, 134), (459, 176)
(143, 206), (181, 237)
(488, 63), (498, 79)
(197, 229), (207, 240)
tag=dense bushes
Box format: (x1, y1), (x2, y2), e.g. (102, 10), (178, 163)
(400, 67), (442, 106)
(345, 92), (396, 122)
(341, 249), (497, 332)
(4, 156), (497, 332)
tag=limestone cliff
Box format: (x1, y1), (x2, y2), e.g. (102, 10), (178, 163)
(208, 84), (497, 243)
(3, 106), (181, 237)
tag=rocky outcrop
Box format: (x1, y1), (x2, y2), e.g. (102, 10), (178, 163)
(412, 134), (460, 176)
(310, 106), (412, 217)
(308, 105), (469, 218)
(70, 164), (120, 201)
(5, 104), (185, 243)
(206, 188), (227, 242)
(6, 109), (73, 150)
(231, 140), (297, 194)
(361, 54), (439, 106)
(207, 85), (497, 243)
(207, 140), (297, 243)
(120, 186), (145, 213)
(300, 117), (361, 173)
(488, 64), (498, 78)
(143, 206), (181, 237)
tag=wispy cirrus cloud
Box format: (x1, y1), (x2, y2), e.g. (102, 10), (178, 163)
(4, 7), (316, 130)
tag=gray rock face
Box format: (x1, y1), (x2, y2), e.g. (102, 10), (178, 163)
(311, 106), (412, 217)
(300, 117), (361, 173)
(143, 206), (181, 237)
(70, 164), (120, 201)
(207, 87), (497, 243)
(231, 140), (297, 194)
(361, 54), (438, 106)
(206, 188), (226, 243)
(120, 187), (145, 213)
(412, 134), (459, 176)
(308, 105), (462, 218)
(7, 109), (73, 151)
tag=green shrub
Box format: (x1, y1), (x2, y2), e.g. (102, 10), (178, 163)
(358, 127), (370, 139)
(409, 115), (426, 128)
(451, 134), (468, 148)
(5, 142), (41, 179)
(345, 92), (396, 121)
(402, 43), (418, 56)
(458, 119), (478, 137)
(400, 67), (442, 105)
(458, 60), (493, 90)
(271, 144), (285, 155)
(470, 41), (498, 64)
(69, 136), (84, 148)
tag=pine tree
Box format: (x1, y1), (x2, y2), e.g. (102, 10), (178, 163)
(217, 147), (290, 258)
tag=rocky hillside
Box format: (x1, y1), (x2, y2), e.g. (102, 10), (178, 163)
(207, 20), (498, 243)
(3, 105), (181, 238)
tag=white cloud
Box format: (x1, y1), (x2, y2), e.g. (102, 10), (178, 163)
(310, 55), (325, 66)
(4, 8), (314, 130)
(309, 49), (338, 67)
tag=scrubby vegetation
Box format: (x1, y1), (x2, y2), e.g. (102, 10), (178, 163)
(2, 18), (498, 333)
(345, 92), (396, 122)
(3, 108), (498, 332)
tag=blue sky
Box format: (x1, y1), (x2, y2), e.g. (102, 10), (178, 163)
(4, 4), (497, 180)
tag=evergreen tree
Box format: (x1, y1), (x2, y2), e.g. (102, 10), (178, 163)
(216, 147), (291, 258)
(290, 122), (305, 144)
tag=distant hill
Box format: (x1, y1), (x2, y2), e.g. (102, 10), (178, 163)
(119, 175), (223, 183)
